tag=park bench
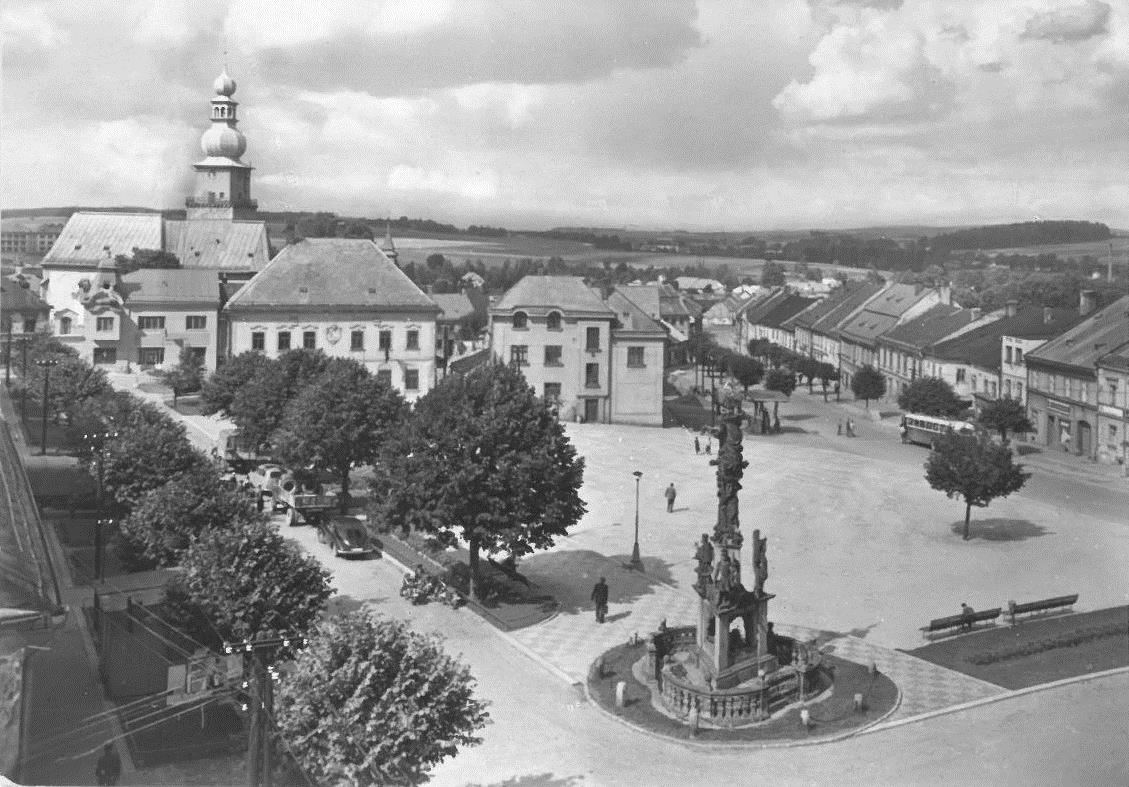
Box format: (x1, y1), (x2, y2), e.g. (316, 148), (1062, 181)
(1007, 594), (1078, 625)
(488, 556), (531, 588)
(921, 607), (1001, 634)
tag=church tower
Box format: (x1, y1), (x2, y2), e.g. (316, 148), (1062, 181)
(186, 70), (257, 221)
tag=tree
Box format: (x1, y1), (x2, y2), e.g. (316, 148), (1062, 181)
(200, 351), (275, 416)
(98, 400), (208, 508)
(272, 359), (408, 512)
(23, 353), (110, 420)
(118, 463), (262, 567)
(924, 432), (1031, 540)
(761, 261), (786, 287)
(229, 350), (331, 452)
(164, 518), (333, 647)
(764, 344), (791, 369)
(897, 376), (966, 418)
(157, 346), (205, 407)
(764, 367), (797, 421)
(978, 397), (1034, 442)
(726, 354), (764, 391)
(746, 338), (771, 360)
(114, 248), (180, 274)
(275, 611), (489, 786)
(817, 362), (839, 401)
(850, 364), (886, 408)
(374, 362), (586, 600)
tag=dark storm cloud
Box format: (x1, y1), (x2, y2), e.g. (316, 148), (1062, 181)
(1022, 0), (1111, 43)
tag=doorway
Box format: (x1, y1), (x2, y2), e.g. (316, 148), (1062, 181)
(584, 398), (599, 423)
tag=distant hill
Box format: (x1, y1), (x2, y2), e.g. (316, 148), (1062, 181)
(929, 221), (1112, 251)
(2, 206), (163, 219)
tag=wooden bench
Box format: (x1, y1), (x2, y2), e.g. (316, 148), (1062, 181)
(1008, 594), (1078, 624)
(921, 607), (1001, 633)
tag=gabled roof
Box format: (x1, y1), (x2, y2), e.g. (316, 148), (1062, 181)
(165, 220), (270, 271)
(0, 280), (49, 314)
(431, 292), (475, 323)
(929, 307), (1080, 372)
(1026, 294), (1129, 374)
(839, 284), (937, 344)
(492, 276), (612, 317)
(863, 283), (930, 318)
(759, 294), (819, 329)
(606, 290), (666, 334)
(42, 212), (163, 268)
(121, 269), (220, 305)
(809, 282), (887, 335)
(225, 238), (438, 312)
(618, 284), (661, 319)
(736, 289), (788, 324)
(1099, 343), (1129, 373)
(879, 304), (969, 351)
(996, 307), (1085, 341)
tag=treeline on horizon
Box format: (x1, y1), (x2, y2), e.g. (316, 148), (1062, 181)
(929, 220), (1112, 251)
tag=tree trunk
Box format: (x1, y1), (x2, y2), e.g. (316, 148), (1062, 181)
(864, 397), (870, 409)
(999, 427), (1007, 442)
(339, 468), (350, 513)
(468, 536), (480, 600)
(963, 500), (972, 540)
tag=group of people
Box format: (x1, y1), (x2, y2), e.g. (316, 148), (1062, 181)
(837, 418), (857, 437)
(692, 434), (712, 455)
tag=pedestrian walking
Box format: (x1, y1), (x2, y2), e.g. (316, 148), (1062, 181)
(591, 577), (609, 623)
(837, 420), (843, 436)
(694, 435), (701, 454)
(705, 438), (712, 454)
(665, 482), (677, 513)
(95, 742), (121, 786)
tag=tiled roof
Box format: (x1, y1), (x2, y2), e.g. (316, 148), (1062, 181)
(839, 284), (937, 344)
(165, 220), (270, 271)
(607, 289), (665, 333)
(759, 294), (819, 329)
(121, 269), (220, 304)
(492, 276), (612, 316)
(1026, 294), (1129, 374)
(0, 280), (50, 313)
(225, 238), (438, 312)
(1099, 344), (1129, 372)
(737, 290), (788, 323)
(42, 212), (163, 268)
(619, 284), (661, 319)
(811, 283), (885, 334)
(431, 292), (475, 323)
(879, 304), (968, 351)
(864, 283), (929, 318)
(995, 307), (1085, 341)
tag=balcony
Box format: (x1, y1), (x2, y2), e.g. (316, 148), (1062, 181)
(185, 197), (258, 210)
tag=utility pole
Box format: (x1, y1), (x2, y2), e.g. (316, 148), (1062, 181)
(4, 318), (11, 387)
(36, 358), (58, 455)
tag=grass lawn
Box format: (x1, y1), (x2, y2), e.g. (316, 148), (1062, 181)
(587, 641), (898, 743)
(906, 606), (1129, 690)
(163, 395), (206, 416)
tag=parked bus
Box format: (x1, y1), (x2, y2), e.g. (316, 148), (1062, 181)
(900, 414), (976, 447)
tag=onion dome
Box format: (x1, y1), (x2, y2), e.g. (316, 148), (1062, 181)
(200, 123), (247, 159)
(214, 70), (237, 97)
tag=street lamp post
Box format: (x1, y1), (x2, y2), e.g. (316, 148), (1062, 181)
(94, 518), (113, 582)
(628, 470), (644, 571)
(35, 358), (58, 455)
(4, 318), (11, 387)
(15, 336), (30, 422)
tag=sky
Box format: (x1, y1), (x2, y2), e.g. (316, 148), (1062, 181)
(4, 0), (1129, 232)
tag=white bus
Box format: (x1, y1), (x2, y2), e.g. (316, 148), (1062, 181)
(900, 414), (976, 447)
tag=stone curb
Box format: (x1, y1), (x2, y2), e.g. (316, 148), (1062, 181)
(861, 664), (1129, 735)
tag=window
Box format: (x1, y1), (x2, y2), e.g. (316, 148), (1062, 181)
(277, 331), (291, 351)
(186, 315), (207, 330)
(303, 331), (316, 349)
(971, 376), (977, 392)
(251, 331), (265, 351)
(512, 311), (528, 330)
(351, 330), (364, 351)
(955, 368), (966, 383)
(59, 317), (72, 335)
(138, 348), (164, 366)
(406, 330), (419, 351)
(96, 317), (114, 332)
(586, 327), (600, 352)
(1005, 380), (1012, 397)
(22, 318), (36, 332)
(544, 382), (562, 402)
(379, 330), (392, 352)
(138, 316), (165, 330)
(1015, 348), (1023, 364)
(1005, 346), (1013, 364)
(585, 363), (599, 388)
(546, 311), (562, 331)
(92, 347), (117, 365)
(404, 369), (419, 390)
(376, 369), (392, 387)
(1109, 424), (1118, 443)
(1017, 382), (1023, 400)
(1107, 378), (1118, 404)
(510, 345), (529, 366)
(544, 345), (562, 366)
(627, 347), (645, 367)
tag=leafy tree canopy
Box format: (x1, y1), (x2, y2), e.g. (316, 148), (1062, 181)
(761, 261), (786, 287)
(272, 358), (408, 510)
(850, 364), (886, 407)
(200, 351), (275, 416)
(165, 518), (333, 647)
(374, 362), (586, 599)
(275, 611), (489, 787)
(229, 350), (330, 452)
(764, 367), (797, 397)
(726, 355), (764, 390)
(114, 247), (180, 274)
(978, 397), (1034, 441)
(156, 346), (205, 405)
(897, 376), (966, 418)
(924, 432), (1030, 539)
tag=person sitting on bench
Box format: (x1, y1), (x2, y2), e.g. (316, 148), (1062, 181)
(960, 602), (975, 630)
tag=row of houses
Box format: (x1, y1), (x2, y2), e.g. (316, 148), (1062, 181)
(732, 278), (1129, 464)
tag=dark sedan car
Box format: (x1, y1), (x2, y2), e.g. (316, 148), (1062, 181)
(318, 516), (378, 559)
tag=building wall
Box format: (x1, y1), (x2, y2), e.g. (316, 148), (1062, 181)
(1094, 364), (1129, 464)
(41, 267), (98, 326)
(228, 310), (436, 400)
(1000, 335), (1043, 405)
(1025, 366), (1098, 458)
(609, 336), (664, 425)
(490, 311), (612, 422)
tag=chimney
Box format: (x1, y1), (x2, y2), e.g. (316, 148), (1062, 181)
(970, 307), (981, 321)
(938, 284), (952, 305)
(1006, 299), (1018, 318)
(1079, 289), (1096, 316)
(1044, 306), (1053, 324)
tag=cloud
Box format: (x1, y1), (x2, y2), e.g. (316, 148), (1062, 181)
(1022, 0), (1111, 43)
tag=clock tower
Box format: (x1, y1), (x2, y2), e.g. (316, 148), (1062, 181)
(186, 70), (257, 221)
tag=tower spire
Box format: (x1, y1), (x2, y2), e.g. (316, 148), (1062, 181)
(381, 222), (399, 264)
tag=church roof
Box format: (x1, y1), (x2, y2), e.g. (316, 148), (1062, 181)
(42, 212), (163, 268)
(225, 238), (438, 312)
(165, 220), (269, 270)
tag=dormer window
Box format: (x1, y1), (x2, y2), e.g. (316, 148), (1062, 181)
(512, 311), (528, 330)
(546, 311), (562, 331)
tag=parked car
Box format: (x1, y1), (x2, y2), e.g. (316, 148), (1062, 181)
(247, 464), (287, 511)
(318, 516), (378, 559)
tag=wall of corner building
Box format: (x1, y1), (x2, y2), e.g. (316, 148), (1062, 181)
(609, 334), (664, 425)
